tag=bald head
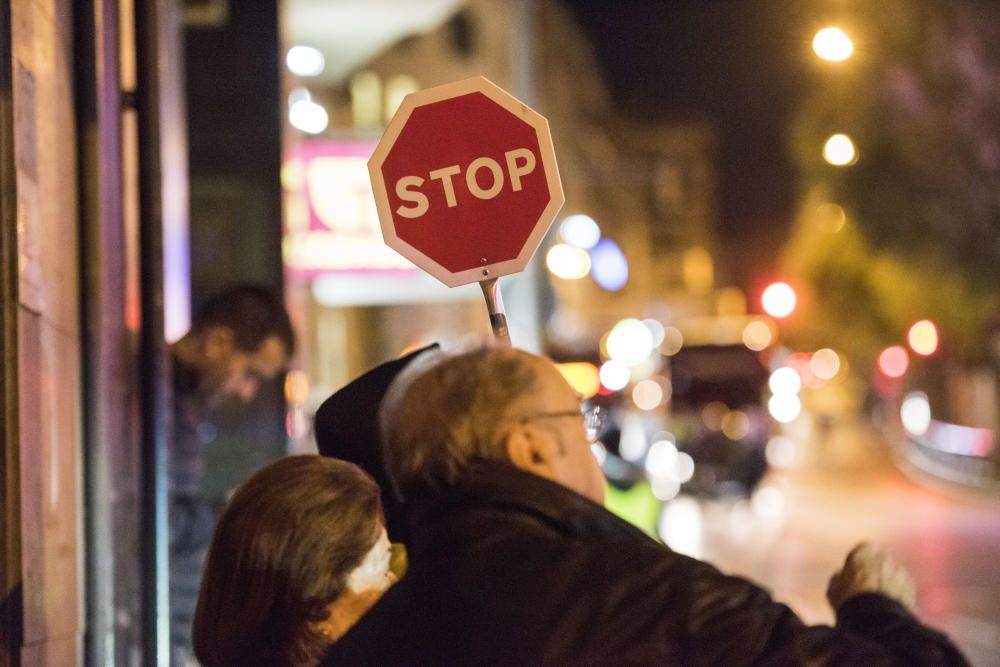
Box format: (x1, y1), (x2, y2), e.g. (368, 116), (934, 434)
(381, 347), (605, 504)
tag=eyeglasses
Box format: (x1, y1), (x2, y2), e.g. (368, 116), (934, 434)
(521, 405), (607, 443)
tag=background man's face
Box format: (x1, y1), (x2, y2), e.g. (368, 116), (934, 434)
(201, 331), (288, 404)
(523, 355), (606, 504)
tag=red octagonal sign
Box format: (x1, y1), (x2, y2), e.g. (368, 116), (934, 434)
(369, 77), (564, 287)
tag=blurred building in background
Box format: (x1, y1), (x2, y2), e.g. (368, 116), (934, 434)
(278, 0), (746, 451)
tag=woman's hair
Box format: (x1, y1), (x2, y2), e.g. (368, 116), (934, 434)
(193, 455), (383, 666)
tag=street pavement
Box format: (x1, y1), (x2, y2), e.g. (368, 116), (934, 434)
(659, 417), (1000, 666)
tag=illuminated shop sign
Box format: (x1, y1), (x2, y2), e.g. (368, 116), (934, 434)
(282, 140), (418, 278)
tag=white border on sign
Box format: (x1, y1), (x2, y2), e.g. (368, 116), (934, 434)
(368, 76), (565, 288)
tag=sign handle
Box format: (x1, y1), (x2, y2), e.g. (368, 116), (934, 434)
(479, 278), (511, 347)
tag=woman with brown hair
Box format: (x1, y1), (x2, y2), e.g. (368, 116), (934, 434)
(192, 455), (395, 666)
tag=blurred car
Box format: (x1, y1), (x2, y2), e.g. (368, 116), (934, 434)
(667, 344), (770, 498)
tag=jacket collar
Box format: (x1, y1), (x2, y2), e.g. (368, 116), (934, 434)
(406, 462), (655, 556)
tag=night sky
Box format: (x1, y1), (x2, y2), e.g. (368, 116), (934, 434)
(565, 0), (816, 288)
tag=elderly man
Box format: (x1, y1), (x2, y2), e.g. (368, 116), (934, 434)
(321, 346), (967, 666)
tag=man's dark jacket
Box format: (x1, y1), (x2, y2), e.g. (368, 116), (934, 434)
(322, 463), (967, 666)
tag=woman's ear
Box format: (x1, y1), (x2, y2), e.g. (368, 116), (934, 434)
(503, 425), (559, 481)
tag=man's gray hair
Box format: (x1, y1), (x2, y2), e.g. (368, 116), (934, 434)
(379, 346), (541, 498)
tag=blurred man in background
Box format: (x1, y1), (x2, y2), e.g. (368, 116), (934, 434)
(168, 284), (295, 666)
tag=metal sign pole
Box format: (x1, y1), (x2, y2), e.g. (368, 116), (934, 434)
(479, 277), (511, 346)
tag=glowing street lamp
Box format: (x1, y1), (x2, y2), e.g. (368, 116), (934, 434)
(761, 282), (796, 318)
(813, 27), (854, 62)
(907, 320), (939, 356)
(286, 45), (326, 77)
(559, 214), (601, 250)
(823, 134), (858, 166)
(289, 98), (329, 134)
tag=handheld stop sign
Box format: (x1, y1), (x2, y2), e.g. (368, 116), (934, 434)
(368, 76), (565, 344)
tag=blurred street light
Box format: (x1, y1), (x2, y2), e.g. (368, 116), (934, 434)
(742, 319), (774, 351)
(633, 379), (665, 410)
(546, 243), (591, 279)
(768, 393), (802, 423)
(607, 319), (655, 365)
(901, 392), (931, 436)
(769, 367), (802, 395)
(878, 345), (910, 378)
(908, 320), (939, 356)
(659, 326), (684, 356)
(761, 282), (796, 318)
(823, 133), (858, 166)
(289, 98), (329, 134)
(642, 318), (666, 347)
(816, 202), (847, 232)
(810, 348), (841, 380)
(599, 360), (630, 391)
(812, 27), (854, 62)
(559, 214), (601, 249)
(286, 45), (326, 76)
(590, 238), (629, 291)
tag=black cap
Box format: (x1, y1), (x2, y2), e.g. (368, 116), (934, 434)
(314, 344), (439, 541)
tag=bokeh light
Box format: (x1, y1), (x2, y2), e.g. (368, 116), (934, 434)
(658, 496), (702, 556)
(810, 348), (841, 381)
(769, 367), (802, 395)
(289, 98), (329, 134)
(761, 282), (796, 318)
(546, 243), (591, 279)
(284, 370), (310, 405)
(556, 362), (601, 399)
(674, 452), (696, 483)
(590, 238), (629, 291)
(606, 319), (654, 365)
(645, 438), (678, 472)
(812, 27), (854, 62)
(742, 320), (773, 351)
(752, 484), (786, 519)
(768, 393), (802, 423)
(683, 246), (714, 294)
(878, 345), (910, 378)
(632, 379), (665, 410)
(765, 435), (797, 467)
(701, 401), (728, 431)
(785, 352), (817, 388)
(651, 477), (681, 502)
(559, 214), (601, 249)
(721, 410), (751, 440)
(816, 202), (847, 232)
(901, 392), (931, 436)
(599, 360), (630, 391)
(642, 318), (666, 348)
(659, 326), (684, 356)
(908, 320), (939, 356)
(286, 45), (326, 76)
(823, 133), (858, 166)
(619, 416), (649, 462)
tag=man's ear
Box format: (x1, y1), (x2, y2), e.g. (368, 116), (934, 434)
(504, 425), (559, 481)
(201, 325), (235, 360)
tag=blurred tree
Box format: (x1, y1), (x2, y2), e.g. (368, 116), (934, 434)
(837, 0), (1000, 287)
(785, 0), (1000, 365)
(780, 189), (997, 366)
